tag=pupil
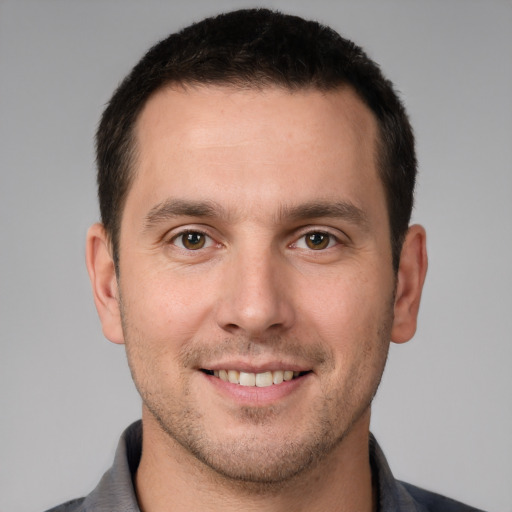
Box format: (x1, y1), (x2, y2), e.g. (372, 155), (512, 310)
(309, 233), (324, 245)
(306, 232), (329, 250)
(184, 232), (205, 249)
(187, 233), (201, 244)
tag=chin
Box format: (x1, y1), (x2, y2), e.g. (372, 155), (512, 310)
(147, 394), (370, 488)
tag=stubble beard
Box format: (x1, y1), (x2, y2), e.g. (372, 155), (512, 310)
(121, 304), (392, 489)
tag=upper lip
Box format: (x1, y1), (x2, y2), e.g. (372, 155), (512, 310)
(199, 360), (313, 373)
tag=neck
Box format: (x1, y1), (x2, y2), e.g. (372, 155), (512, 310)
(135, 408), (376, 512)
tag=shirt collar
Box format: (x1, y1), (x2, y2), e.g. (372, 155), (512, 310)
(369, 434), (427, 512)
(82, 420), (424, 512)
(81, 421), (142, 512)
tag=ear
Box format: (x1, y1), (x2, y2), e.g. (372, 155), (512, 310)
(85, 223), (125, 344)
(391, 224), (428, 344)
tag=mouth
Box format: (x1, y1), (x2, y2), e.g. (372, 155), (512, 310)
(201, 369), (311, 388)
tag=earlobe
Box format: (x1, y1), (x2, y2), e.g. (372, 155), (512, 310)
(85, 223), (125, 344)
(391, 224), (428, 344)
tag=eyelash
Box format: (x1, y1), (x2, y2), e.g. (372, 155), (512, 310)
(291, 230), (340, 251)
(170, 230), (215, 250)
(168, 229), (341, 252)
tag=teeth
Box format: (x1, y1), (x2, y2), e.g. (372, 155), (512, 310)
(283, 370), (294, 381)
(228, 370), (240, 384)
(255, 371), (273, 387)
(239, 372), (256, 386)
(273, 370), (284, 384)
(209, 369), (305, 387)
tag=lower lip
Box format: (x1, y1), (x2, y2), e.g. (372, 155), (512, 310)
(202, 371), (312, 405)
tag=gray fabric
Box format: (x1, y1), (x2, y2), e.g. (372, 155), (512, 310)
(45, 421), (485, 512)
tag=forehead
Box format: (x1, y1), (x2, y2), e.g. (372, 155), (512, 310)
(128, 85), (383, 224)
(135, 84), (377, 158)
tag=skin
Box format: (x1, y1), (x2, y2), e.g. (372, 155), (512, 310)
(87, 85), (427, 512)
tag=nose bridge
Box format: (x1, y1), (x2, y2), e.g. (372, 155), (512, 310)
(216, 237), (294, 336)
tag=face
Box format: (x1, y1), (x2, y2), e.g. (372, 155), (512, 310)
(111, 86), (399, 482)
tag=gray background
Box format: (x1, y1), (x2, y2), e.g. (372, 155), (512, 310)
(1, 1), (511, 511)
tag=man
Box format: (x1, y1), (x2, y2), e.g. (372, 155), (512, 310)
(48, 8), (483, 512)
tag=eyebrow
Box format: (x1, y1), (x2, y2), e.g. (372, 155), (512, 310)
(278, 201), (369, 229)
(143, 198), (369, 231)
(143, 199), (228, 231)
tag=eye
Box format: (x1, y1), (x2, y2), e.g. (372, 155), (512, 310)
(294, 231), (337, 250)
(171, 231), (214, 250)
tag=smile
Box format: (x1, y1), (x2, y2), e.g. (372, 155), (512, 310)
(201, 369), (310, 387)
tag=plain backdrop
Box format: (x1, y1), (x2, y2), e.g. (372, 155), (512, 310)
(1, 1), (511, 511)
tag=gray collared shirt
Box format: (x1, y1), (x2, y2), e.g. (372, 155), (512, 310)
(46, 421), (485, 512)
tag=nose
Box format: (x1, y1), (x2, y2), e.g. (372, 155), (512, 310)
(215, 247), (295, 338)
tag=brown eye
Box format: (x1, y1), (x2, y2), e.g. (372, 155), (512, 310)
(305, 232), (331, 250)
(174, 231), (209, 250)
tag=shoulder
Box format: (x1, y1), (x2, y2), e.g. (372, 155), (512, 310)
(400, 481), (487, 512)
(44, 497), (86, 512)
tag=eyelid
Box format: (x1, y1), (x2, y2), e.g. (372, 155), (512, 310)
(163, 224), (347, 251)
(290, 226), (346, 250)
(166, 226), (219, 250)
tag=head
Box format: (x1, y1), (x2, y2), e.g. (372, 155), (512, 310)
(87, 8), (427, 488)
(96, 8), (416, 273)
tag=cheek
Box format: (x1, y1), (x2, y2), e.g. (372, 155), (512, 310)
(122, 265), (217, 343)
(120, 278), (195, 398)
(297, 266), (394, 377)
(299, 266), (391, 329)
